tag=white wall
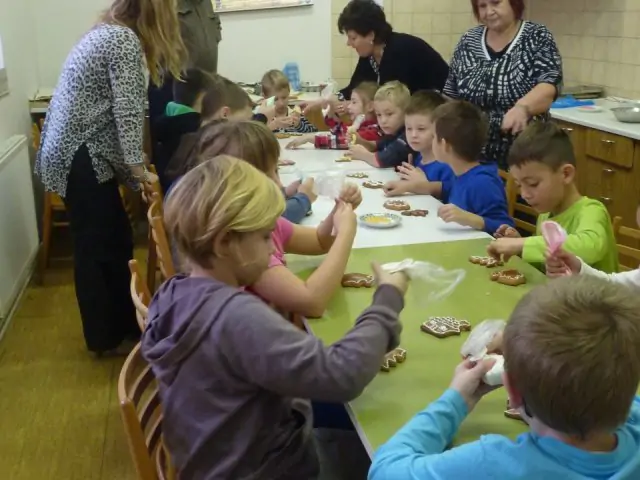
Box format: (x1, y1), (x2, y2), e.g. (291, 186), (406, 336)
(32, 1), (331, 88)
(0, 0), (38, 142)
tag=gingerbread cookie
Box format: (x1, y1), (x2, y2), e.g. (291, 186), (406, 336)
(278, 159), (295, 167)
(401, 209), (428, 217)
(490, 269), (526, 286)
(504, 408), (526, 423)
(275, 133), (291, 139)
(346, 172), (369, 179)
(469, 256), (503, 268)
(380, 347), (407, 372)
(421, 317), (471, 338)
(341, 273), (374, 288)
(383, 200), (411, 211)
(335, 155), (352, 163)
(362, 180), (384, 189)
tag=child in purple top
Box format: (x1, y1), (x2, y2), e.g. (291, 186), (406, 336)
(141, 156), (410, 479)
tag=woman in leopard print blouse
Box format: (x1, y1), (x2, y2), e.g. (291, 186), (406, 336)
(35, 0), (185, 355)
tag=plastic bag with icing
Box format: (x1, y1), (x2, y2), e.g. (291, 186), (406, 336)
(460, 319), (506, 386)
(293, 169), (347, 199)
(381, 259), (466, 303)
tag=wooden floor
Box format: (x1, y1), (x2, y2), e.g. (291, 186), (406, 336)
(0, 242), (148, 479)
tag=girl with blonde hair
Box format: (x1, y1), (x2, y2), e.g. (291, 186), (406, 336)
(141, 155), (409, 479)
(35, 0), (185, 355)
(176, 120), (362, 318)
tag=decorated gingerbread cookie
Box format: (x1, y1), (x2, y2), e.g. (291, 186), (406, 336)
(275, 133), (291, 139)
(383, 200), (411, 211)
(335, 155), (352, 163)
(380, 347), (407, 372)
(490, 269), (526, 286)
(504, 408), (526, 423)
(421, 317), (471, 338)
(341, 273), (374, 288)
(346, 172), (369, 179)
(362, 180), (384, 189)
(469, 256), (503, 268)
(401, 209), (428, 217)
(278, 159), (296, 167)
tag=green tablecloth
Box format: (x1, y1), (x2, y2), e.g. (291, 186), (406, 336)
(291, 238), (546, 453)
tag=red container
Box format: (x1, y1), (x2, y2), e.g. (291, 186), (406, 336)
(314, 133), (348, 150)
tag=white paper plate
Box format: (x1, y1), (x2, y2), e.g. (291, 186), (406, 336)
(359, 213), (402, 229)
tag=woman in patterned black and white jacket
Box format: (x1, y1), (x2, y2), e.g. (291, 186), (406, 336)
(445, 0), (563, 169)
(35, 0), (185, 355)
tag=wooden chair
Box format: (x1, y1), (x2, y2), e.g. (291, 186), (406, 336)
(129, 259), (152, 332)
(498, 169), (515, 219)
(147, 194), (176, 281)
(118, 343), (176, 480)
(503, 175), (538, 235)
(140, 165), (164, 293)
(612, 216), (640, 271)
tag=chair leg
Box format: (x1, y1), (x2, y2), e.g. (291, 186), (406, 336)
(146, 229), (158, 294)
(38, 194), (53, 285)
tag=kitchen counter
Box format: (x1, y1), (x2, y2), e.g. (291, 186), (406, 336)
(550, 99), (640, 140)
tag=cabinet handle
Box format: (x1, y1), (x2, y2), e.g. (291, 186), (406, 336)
(600, 139), (615, 145)
(602, 168), (615, 174)
(600, 196), (612, 204)
(561, 127), (573, 133)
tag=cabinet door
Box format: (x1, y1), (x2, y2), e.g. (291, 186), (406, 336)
(555, 120), (587, 193)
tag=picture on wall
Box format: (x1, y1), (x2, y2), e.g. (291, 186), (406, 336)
(214, 0), (313, 13)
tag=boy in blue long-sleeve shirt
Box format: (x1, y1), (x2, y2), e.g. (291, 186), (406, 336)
(369, 275), (640, 480)
(431, 100), (513, 233)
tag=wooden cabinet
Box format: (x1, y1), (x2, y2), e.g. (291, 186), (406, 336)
(555, 119), (640, 268)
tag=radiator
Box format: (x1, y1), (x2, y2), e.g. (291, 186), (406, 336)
(0, 135), (39, 325)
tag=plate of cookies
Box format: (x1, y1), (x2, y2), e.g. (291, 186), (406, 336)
(359, 213), (402, 229)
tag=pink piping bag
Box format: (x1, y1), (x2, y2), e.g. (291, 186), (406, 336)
(541, 220), (571, 275)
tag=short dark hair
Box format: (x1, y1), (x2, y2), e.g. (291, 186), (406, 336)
(172, 68), (217, 108)
(471, 0), (525, 20)
(337, 0), (393, 45)
(200, 76), (252, 121)
(508, 121), (575, 169)
(405, 90), (447, 117)
(431, 101), (488, 161)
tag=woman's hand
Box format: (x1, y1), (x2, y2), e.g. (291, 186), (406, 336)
(502, 104), (530, 134)
(371, 261), (409, 295)
(338, 182), (362, 209)
(545, 248), (581, 277)
(331, 201), (357, 235)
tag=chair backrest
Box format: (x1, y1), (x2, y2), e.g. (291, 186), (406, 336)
(141, 165), (163, 206)
(498, 169), (515, 219)
(147, 194), (176, 280)
(501, 172), (537, 235)
(118, 343), (175, 480)
(612, 216), (640, 271)
(129, 259), (152, 331)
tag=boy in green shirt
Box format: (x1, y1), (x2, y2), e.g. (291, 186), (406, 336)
(487, 122), (618, 273)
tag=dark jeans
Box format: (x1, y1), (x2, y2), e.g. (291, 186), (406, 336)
(63, 146), (138, 352)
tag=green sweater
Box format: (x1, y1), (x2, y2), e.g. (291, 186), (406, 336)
(522, 196), (619, 273)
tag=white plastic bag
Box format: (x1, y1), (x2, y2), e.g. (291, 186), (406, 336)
(460, 319), (506, 361)
(293, 170), (346, 199)
(381, 258), (466, 304)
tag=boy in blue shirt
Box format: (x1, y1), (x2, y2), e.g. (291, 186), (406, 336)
(369, 275), (640, 480)
(348, 81), (414, 168)
(398, 100), (513, 234)
(383, 90), (455, 196)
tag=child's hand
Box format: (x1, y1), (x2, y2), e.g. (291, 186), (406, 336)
(494, 224), (520, 238)
(284, 180), (300, 198)
(339, 182), (362, 209)
(545, 248), (581, 277)
(332, 201), (357, 235)
(371, 261), (409, 295)
(383, 180), (408, 197)
(438, 204), (473, 226)
(297, 178), (318, 204)
(487, 237), (524, 262)
(449, 358), (501, 412)
(347, 144), (370, 160)
(290, 113), (301, 127)
(397, 161), (426, 183)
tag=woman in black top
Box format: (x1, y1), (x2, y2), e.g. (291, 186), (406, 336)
(306, 0), (449, 116)
(445, 0), (562, 168)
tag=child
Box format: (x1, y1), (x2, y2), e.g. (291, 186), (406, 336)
(175, 120), (364, 318)
(152, 68), (218, 191)
(487, 122), (618, 273)
(348, 81), (414, 168)
(409, 100), (512, 234)
(142, 156), (409, 479)
(261, 69), (317, 134)
(285, 81), (380, 150)
(163, 80), (254, 184)
(384, 90), (454, 196)
(545, 202), (640, 287)
(369, 275), (640, 479)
